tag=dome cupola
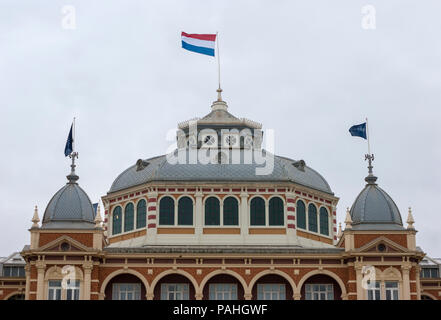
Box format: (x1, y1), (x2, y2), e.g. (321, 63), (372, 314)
(349, 154), (404, 230)
(41, 152), (95, 229)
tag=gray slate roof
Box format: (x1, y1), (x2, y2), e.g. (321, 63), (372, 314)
(108, 151), (333, 195)
(104, 245), (344, 255)
(350, 175), (404, 230)
(42, 181), (95, 229)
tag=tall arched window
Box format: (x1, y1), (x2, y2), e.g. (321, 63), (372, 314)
(269, 197), (284, 226)
(308, 204), (318, 232)
(124, 203), (134, 232)
(136, 199), (147, 229)
(159, 196), (175, 225)
(250, 197), (265, 226)
(296, 200), (306, 229)
(319, 207), (329, 235)
(205, 197), (220, 225)
(112, 206), (122, 235)
(178, 197), (193, 225)
(223, 197), (239, 225)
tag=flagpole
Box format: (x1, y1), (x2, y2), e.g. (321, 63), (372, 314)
(366, 117), (371, 155)
(73, 117), (76, 154)
(216, 31), (221, 91)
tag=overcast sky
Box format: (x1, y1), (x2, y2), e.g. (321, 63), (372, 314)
(1, 0), (440, 257)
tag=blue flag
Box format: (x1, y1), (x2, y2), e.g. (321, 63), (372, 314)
(349, 122), (367, 139)
(64, 124), (73, 156)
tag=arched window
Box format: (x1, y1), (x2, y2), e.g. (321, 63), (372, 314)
(205, 197), (220, 225)
(308, 204), (318, 232)
(250, 197), (265, 226)
(223, 197), (239, 226)
(178, 197), (193, 225)
(319, 207), (329, 235)
(269, 197), (284, 226)
(136, 199), (147, 229)
(112, 206), (122, 235)
(159, 196), (175, 225)
(296, 200), (306, 229)
(124, 203), (134, 232)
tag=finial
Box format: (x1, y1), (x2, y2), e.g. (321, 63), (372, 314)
(364, 153), (378, 185)
(67, 152), (79, 184)
(407, 207), (415, 230)
(217, 87), (223, 102)
(32, 205), (40, 228)
(345, 207), (353, 229)
(94, 204), (102, 228)
(211, 87), (228, 111)
(337, 222), (343, 238)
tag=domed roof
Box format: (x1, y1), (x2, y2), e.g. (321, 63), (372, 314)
(108, 150), (333, 195)
(41, 154), (95, 229)
(349, 157), (404, 230)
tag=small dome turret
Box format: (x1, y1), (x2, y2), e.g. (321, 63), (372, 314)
(349, 154), (404, 230)
(41, 152), (95, 229)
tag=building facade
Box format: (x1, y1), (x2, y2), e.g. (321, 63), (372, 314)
(1, 90), (440, 300)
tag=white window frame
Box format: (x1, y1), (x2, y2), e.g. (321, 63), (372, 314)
(305, 283), (334, 300)
(385, 281), (399, 300)
(366, 281), (381, 300)
(209, 283), (238, 300)
(112, 283), (141, 300)
(65, 279), (80, 300)
(48, 280), (62, 300)
(257, 283), (286, 300)
(161, 283), (189, 300)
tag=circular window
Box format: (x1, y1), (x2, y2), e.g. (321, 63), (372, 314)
(377, 244), (386, 252)
(60, 242), (71, 251)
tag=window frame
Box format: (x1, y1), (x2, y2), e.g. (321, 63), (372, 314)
(159, 196), (175, 226)
(112, 206), (122, 235)
(136, 198), (147, 229)
(305, 283), (334, 300)
(209, 283), (238, 300)
(223, 196), (239, 226)
(204, 196), (221, 226)
(296, 200), (306, 230)
(250, 196), (266, 226)
(319, 206), (329, 236)
(257, 283), (286, 300)
(160, 283), (190, 300)
(124, 202), (135, 232)
(268, 196), (285, 226)
(112, 283), (141, 300)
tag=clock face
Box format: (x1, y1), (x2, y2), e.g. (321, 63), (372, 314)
(244, 135), (253, 147)
(188, 135), (197, 146)
(225, 135), (237, 146)
(203, 134), (216, 146)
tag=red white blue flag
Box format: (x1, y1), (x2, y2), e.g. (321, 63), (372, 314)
(181, 32), (216, 57)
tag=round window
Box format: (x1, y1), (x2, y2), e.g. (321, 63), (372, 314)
(377, 244), (386, 252)
(60, 242), (71, 251)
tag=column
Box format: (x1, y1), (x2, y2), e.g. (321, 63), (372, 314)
(285, 191), (297, 244)
(401, 265), (411, 300)
(36, 260), (46, 300)
(195, 188), (203, 243)
(146, 190), (158, 244)
(355, 264), (363, 300)
(82, 262), (93, 300)
(25, 264), (31, 300)
(240, 190), (249, 243)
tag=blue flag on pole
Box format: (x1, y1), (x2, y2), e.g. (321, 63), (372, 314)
(64, 124), (73, 156)
(349, 122), (367, 139)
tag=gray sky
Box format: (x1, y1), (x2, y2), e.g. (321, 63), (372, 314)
(1, 0), (440, 257)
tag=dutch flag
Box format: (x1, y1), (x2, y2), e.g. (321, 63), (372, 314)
(181, 32), (217, 57)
